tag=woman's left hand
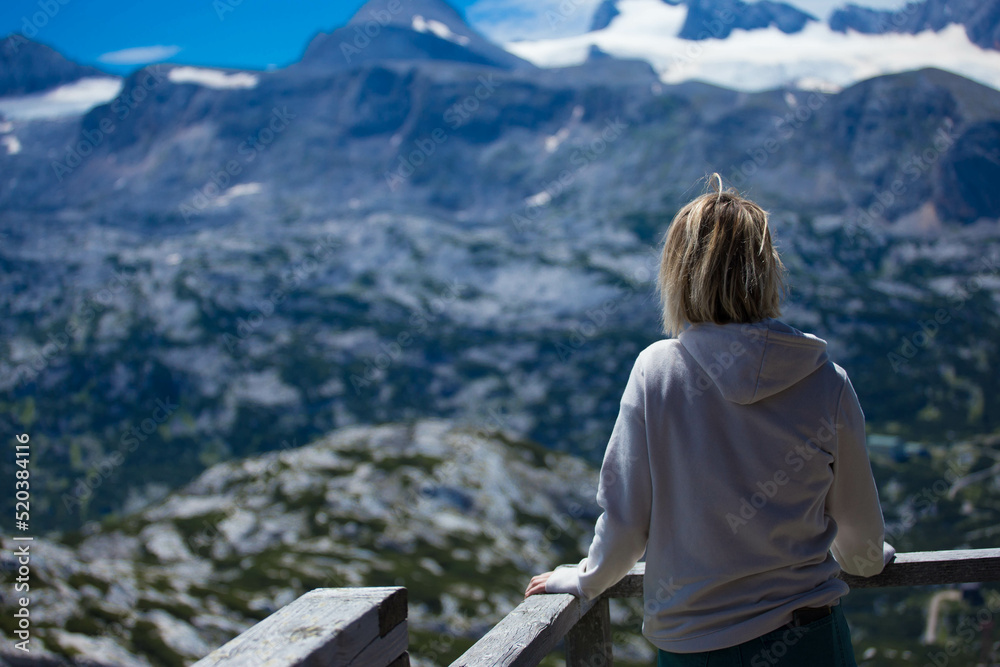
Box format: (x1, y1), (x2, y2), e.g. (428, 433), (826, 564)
(525, 572), (553, 597)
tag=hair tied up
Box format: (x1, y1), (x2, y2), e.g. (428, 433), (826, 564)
(657, 176), (787, 336)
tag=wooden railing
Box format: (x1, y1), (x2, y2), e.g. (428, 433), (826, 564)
(193, 586), (408, 666)
(450, 549), (1000, 667)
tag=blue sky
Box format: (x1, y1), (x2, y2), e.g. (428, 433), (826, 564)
(0, 0), (479, 74)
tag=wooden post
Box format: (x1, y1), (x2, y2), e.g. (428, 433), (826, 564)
(565, 597), (612, 667)
(193, 587), (408, 666)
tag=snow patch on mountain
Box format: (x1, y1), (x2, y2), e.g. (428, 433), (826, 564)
(545, 104), (585, 152)
(0, 118), (19, 154)
(505, 0), (1000, 91)
(413, 14), (472, 45)
(0, 76), (122, 119)
(2, 134), (21, 154)
(212, 182), (263, 207)
(167, 67), (259, 89)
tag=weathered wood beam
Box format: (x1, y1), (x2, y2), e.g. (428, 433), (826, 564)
(840, 548), (1000, 588)
(602, 564), (645, 599)
(193, 586), (407, 667)
(602, 549), (1000, 598)
(449, 594), (596, 667)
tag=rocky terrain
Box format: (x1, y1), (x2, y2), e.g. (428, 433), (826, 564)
(0, 420), (627, 666)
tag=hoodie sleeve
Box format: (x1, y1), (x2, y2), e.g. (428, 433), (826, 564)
(828, 374), (895, 576)
(546, 353), (653, 599)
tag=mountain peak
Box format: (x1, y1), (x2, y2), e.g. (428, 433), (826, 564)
(0, 34), (108, 96)
(348, 0), (470, 34)
(299, 0), (532, 71)
(590, 0), (621, 31)
(678, 0), (817, 39)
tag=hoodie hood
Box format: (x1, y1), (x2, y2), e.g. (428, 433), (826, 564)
(678, 318), (829, 405)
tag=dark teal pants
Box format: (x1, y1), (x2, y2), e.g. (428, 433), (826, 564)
(657, 605), (857, 667)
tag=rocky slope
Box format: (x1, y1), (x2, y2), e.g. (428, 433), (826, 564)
(0, 420), (625, 666)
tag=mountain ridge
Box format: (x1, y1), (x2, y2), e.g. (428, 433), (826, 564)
(830, 0), (1000, 50)
(0, 34), (110, 96)
(510, 0), (1000, 93)
(677, 0), (817, 40)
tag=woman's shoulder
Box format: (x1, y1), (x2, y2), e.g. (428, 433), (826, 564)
(818, 359), (852, 388)
(634, 338), (687, 371)
(637, 338), (683, 359)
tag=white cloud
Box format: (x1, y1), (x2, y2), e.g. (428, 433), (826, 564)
(98, 45), (181, 65)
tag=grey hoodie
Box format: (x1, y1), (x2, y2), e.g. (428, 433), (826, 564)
(545, 318), (893, 652)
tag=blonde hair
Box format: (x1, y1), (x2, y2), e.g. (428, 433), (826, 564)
(658, 174), (785, 336)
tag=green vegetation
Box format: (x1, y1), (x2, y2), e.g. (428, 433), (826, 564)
(65, 615), (104, 635)
(67, 572), (111, 595)
(130, 619), (186, 667)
